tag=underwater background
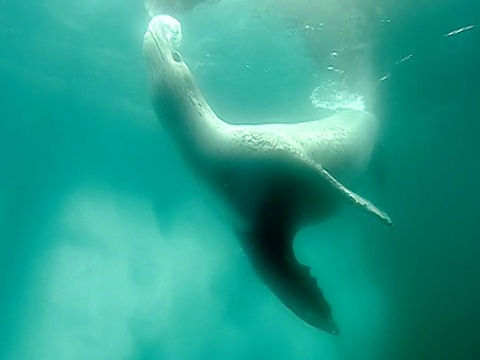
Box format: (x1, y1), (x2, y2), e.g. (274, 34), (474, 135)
(1, 0), (479, 359)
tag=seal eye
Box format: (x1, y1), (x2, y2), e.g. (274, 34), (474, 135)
(171, 51), (182, 63)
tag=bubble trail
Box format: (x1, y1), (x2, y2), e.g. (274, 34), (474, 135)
(443, 24), (476, 38)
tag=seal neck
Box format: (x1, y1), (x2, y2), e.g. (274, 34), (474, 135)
(150, 65), (228, 166)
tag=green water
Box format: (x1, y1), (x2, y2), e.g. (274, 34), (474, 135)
(1, 1), (479, 359)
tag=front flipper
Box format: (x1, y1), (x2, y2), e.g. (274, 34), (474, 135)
(238, 216), (340, 335)
(300, 154), (393, 226)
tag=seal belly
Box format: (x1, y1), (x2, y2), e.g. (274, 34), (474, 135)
(211, 152), (338, 229)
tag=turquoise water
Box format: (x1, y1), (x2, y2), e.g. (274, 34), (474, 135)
(1, 1), (479, 359)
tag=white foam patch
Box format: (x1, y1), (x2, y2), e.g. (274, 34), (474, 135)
(310, 82), (366, 112)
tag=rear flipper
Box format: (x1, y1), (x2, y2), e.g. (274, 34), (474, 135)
(238, 214), (340, 335)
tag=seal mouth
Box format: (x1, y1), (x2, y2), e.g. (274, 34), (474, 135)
(145, 29), (166, 62)
(144, 29), (165, 60)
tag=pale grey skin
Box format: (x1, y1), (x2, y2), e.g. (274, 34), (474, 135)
(143, 16), (392, 335)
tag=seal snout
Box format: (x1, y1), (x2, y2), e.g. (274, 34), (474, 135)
(146, 15), (183, 50)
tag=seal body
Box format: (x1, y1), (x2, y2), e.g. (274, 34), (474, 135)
(143, 15), (392, 335)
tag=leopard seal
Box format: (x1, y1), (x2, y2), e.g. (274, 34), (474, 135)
(143, 15), (392, 335)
